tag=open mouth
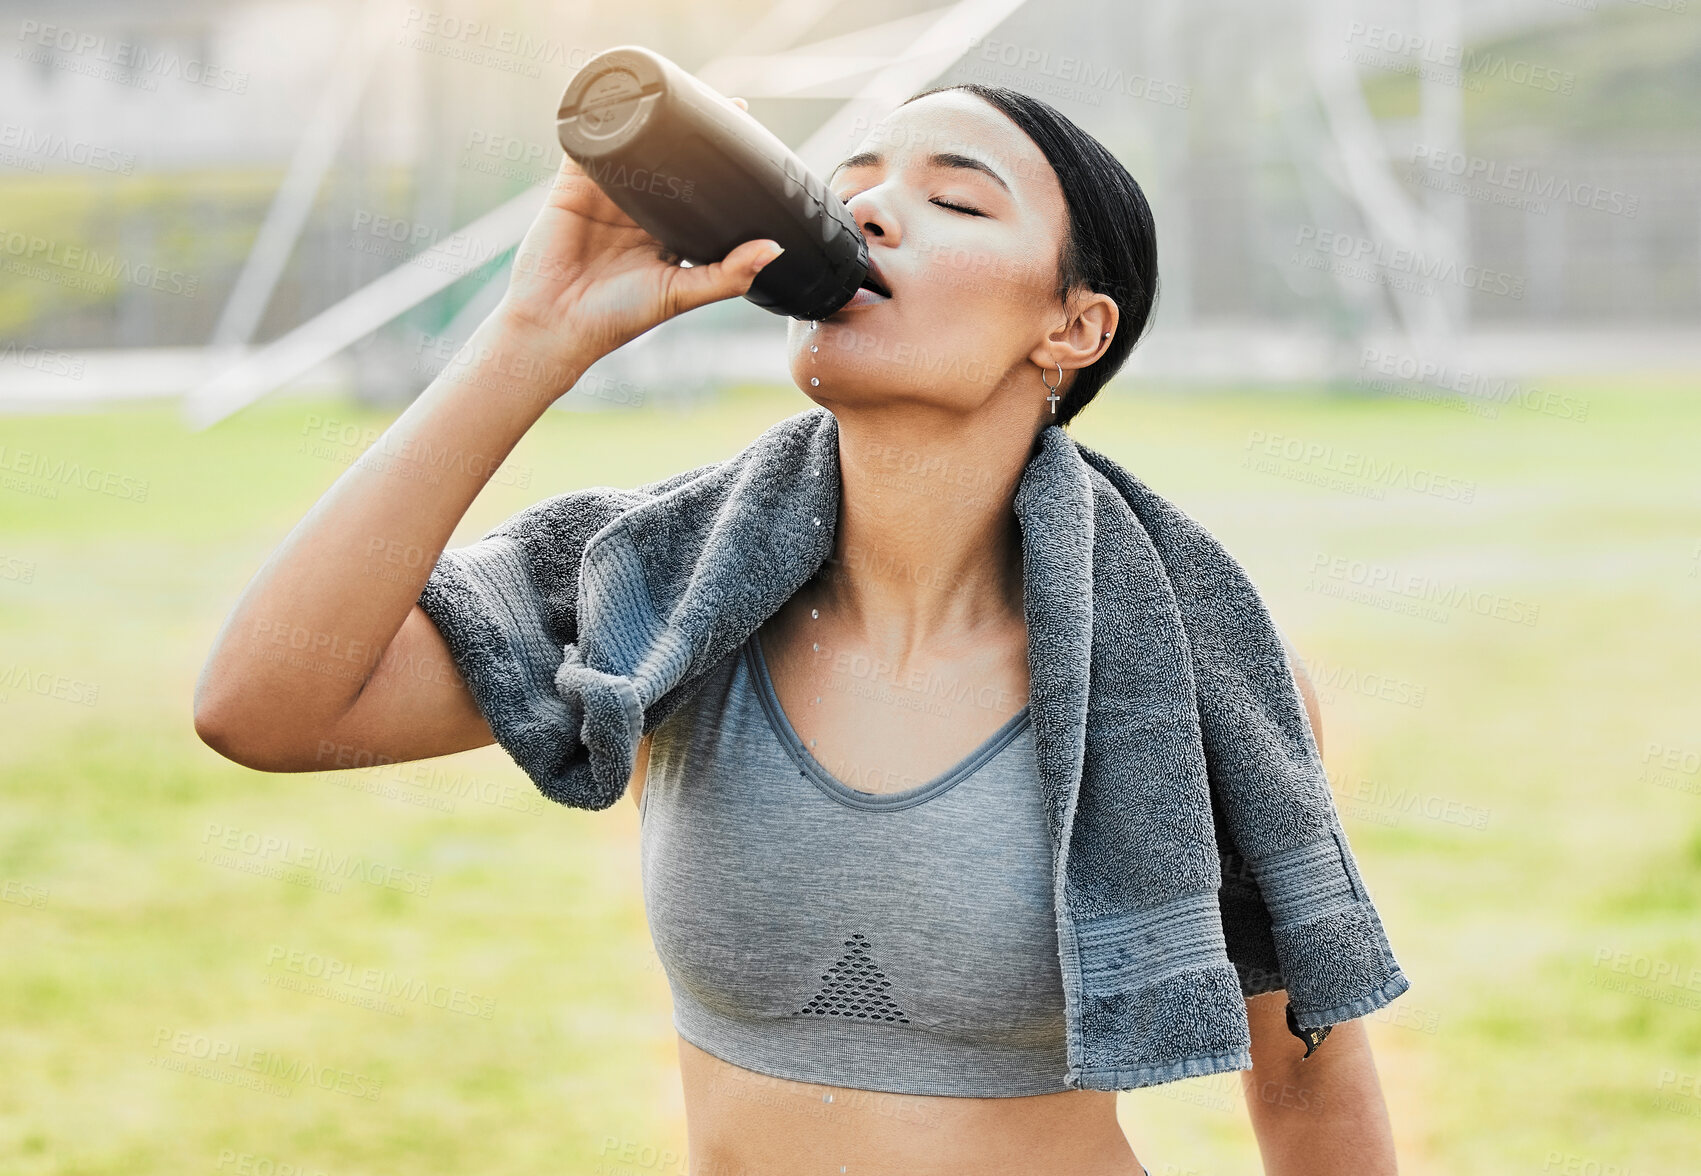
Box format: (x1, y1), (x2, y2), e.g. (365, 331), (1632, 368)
(858, 272), (892, 299)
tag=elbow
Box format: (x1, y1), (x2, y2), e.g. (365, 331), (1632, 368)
(192, 669), (281, 771)
(193, 706), (302, 773)
(194, 647), (245, 761)
(193, 690), (261, 769)
(193, 682), (347, 774)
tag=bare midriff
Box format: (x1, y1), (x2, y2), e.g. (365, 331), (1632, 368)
(674, 1035), (1144, 1176)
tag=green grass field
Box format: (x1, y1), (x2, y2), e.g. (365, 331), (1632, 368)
(1, 373), (1697, 1175)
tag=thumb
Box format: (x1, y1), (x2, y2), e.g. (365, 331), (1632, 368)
(666, 238), (785, 317)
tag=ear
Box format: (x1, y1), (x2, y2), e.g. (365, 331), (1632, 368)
(1028, 289), (1119, 378)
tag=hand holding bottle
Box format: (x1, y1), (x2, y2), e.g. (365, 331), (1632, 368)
(492, 96), (785, 394)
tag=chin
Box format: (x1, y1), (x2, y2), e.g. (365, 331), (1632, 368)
(786, 314), (1002, 416)
(788, 320), (906, 391)
(787, 360), (874, 411)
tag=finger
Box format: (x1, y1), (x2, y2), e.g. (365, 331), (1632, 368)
(665, 238), (784, 318)
(731, 96), (748, 111)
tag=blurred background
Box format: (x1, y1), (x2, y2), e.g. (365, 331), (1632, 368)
(1, 0), (1696, 1173)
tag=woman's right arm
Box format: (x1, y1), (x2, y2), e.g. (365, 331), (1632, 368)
(194, 138), (785, 773)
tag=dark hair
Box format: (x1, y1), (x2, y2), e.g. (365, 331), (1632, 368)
(897, 83), (1159, 427)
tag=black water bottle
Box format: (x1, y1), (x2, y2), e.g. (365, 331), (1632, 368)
(555, 45), (870, 321)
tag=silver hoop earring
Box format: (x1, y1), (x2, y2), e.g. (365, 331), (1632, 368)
(1041, 361), (1064, 416)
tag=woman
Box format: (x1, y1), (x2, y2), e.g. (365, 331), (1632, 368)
(196, 83), (1400, 1175)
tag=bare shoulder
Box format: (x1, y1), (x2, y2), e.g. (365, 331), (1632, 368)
(1276, 629), (1324, 756)
(628, 732), (653, 810)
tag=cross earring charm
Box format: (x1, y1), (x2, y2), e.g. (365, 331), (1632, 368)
(1041, 359), (1064, 415)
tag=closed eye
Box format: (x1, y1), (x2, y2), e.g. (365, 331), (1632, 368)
(932, 198), (984, 216)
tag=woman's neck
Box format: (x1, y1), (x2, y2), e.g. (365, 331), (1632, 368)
(809, 405), (1038, 659)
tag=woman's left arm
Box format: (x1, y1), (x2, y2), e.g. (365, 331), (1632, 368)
(1239, 641), (1400, 1175)
(1240, 994), (1399, 1176)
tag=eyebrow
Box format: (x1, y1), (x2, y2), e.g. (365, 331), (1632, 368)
(829, 149), (1012, 194)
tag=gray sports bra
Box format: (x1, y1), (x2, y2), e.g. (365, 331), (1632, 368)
(638, 629), (1071, 1097)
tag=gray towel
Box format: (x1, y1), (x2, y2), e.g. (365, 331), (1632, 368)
(418, 405), (1411, 1089)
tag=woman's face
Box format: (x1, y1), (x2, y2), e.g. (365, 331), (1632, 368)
(786, 91), (1086, 423)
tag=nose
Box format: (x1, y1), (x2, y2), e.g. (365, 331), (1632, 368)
(843, 185), (898, 245)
